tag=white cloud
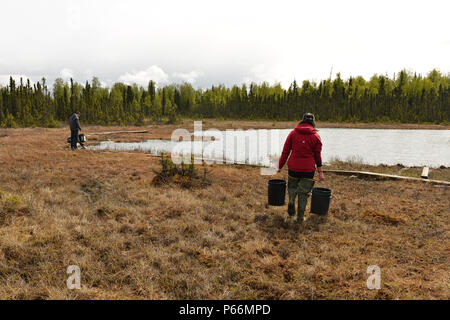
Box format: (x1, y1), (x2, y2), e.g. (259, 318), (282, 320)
(60, 68), (74, 79)
(118, 66), (204, 87)
(118, 65), (169, 86)
(242, 65), (293, 88)
(84, 69), (94, 80)
(1, 0), (449, 87)
(171, 71), (204, 84)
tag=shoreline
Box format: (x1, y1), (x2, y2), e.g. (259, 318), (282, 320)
(193, 119), (450, 130)
(1, 119), (449, 132)
(0, 126), (448, 299)
(2, 123), (448, 175)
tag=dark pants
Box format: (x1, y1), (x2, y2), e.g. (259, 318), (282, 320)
(70, 130), (78, 149)
(287, 175), (315, 222)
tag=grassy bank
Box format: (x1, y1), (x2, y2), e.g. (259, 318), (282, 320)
(0, 125), (448, 299)
(194, 119), (450, 130)
(4, 118), (450, 131)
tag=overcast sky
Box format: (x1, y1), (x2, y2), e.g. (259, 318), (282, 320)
(1, 0), (449, 89)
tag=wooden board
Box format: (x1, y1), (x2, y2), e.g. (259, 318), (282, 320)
(323, 169), (449, 185)
(87, 130), (149, 136)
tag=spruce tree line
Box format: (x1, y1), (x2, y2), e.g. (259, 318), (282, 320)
(0, 69), (448, 127)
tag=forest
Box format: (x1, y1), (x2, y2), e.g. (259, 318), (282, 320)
(0, 69), (448, 127)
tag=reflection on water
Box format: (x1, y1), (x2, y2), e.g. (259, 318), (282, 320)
(89, 128), (450, 168)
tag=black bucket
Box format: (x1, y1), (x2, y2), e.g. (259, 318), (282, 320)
(310, 187), (332, 215)
(79, 134), (87, 143)
(268, 179), (286, 206)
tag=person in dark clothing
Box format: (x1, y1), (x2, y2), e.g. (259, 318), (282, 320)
(278, 113), (325, 223)
(69, 111), (82, 150)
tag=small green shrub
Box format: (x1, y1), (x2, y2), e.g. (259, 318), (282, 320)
(152, 153), (210, 188)
(5, 194), (22, 208)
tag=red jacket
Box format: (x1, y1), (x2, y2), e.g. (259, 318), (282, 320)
(278, 123), (323, 172)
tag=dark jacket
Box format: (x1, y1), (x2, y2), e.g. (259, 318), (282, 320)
(278, 123), (322, 172)
(69, 113), (82, 131)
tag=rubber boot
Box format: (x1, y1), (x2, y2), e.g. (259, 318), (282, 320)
(296, 178), (315, 223)
(287, 176), (300, 217)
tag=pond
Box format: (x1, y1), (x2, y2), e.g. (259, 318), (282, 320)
(89, 128), (450, 168)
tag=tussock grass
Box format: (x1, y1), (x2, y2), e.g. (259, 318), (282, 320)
(0, 125), (448, 300)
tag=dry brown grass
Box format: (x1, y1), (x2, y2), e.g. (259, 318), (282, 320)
(0, 124), (449, 300)
(327, 158), (450, 181)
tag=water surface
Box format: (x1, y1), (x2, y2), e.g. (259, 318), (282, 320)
(89, 128), (450, 168)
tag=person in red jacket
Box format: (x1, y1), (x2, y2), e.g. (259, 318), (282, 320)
(277, 113), (325, 223)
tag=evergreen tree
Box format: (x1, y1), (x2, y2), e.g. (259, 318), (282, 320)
(0, 69), (449, 127)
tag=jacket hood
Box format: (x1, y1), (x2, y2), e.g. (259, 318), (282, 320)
(294, 123), (316, 134)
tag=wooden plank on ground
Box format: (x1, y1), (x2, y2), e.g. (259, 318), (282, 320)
(87, 130), (149, 136)
(322, 169), (449, 185)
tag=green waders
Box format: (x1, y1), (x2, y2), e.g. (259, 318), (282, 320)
(287, 176), (315, 222)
